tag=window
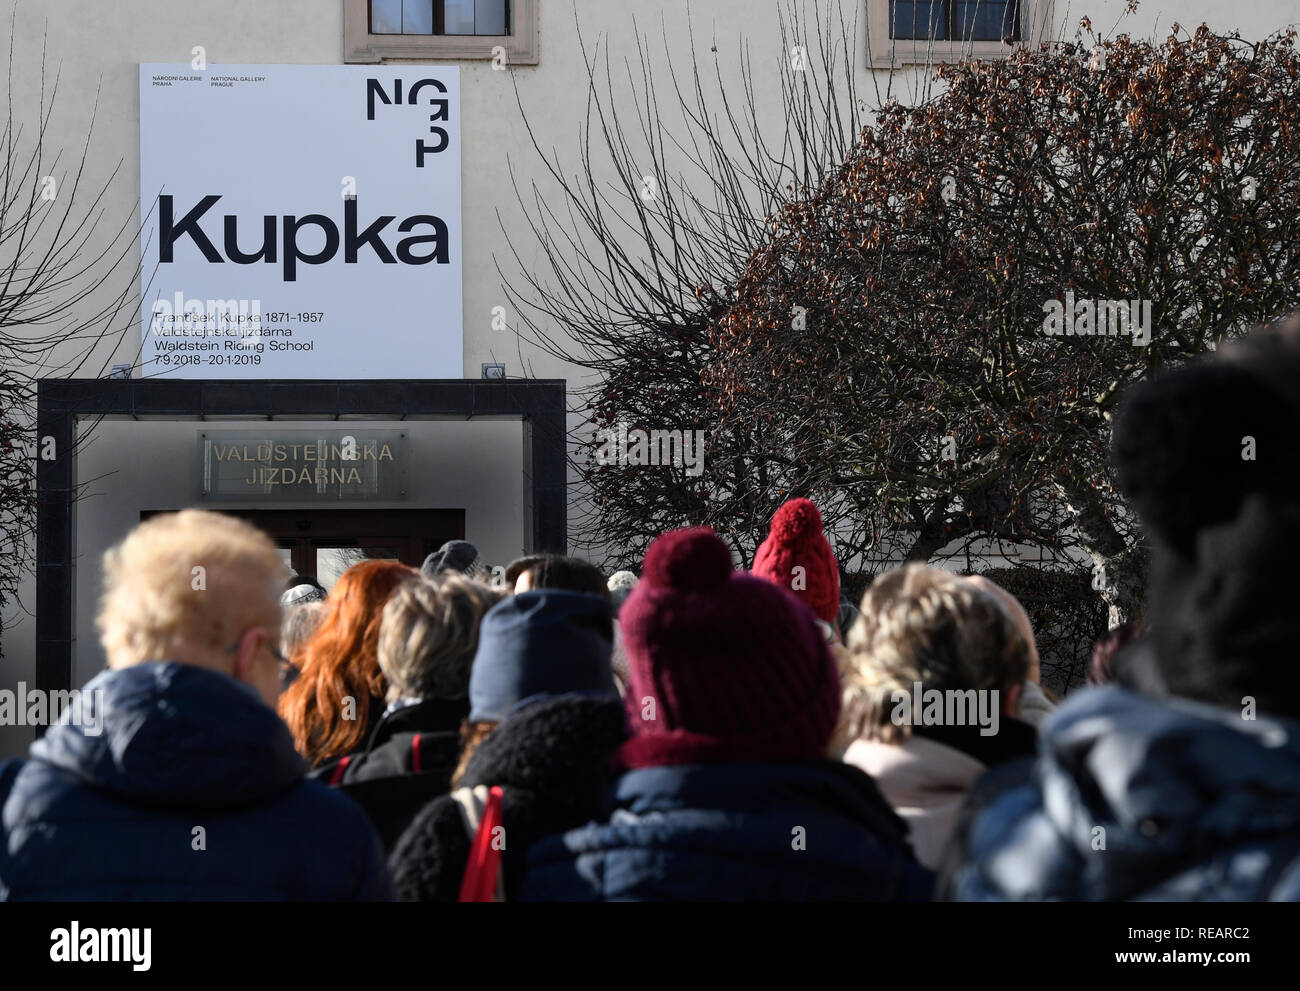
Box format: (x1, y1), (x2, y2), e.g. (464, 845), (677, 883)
(345, 0), (538, 64)
(868, 0), (1052, 68)
(369, 0), (509, 36)
(889, 2), (1019, 43)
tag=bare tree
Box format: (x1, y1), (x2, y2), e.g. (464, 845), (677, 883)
(499, 4), (1300, 634)
(1, 6), (142, 654)
(499, 1), (875, 564)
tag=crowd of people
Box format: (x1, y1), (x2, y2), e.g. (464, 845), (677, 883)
(2, 315), (1300, 901)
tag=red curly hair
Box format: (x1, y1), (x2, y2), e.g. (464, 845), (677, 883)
(279, 559), (419, 765)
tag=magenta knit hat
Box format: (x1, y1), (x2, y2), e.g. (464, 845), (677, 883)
(618, 526), (841, 768)
(751, 498), (841, 623)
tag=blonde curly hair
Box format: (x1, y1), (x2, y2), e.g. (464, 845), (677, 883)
(835, 564), (1031, 747)
(97, 509), (286, 668)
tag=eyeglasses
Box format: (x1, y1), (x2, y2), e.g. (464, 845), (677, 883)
(226, 633), (296, 696)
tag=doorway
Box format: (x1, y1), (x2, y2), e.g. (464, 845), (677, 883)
(140, 508), (464, 589)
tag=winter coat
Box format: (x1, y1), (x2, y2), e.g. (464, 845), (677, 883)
(310, 697), (468, 852)
(519, 759), (935, 901)
(939, 685), (1300, 901)
(844, 737), (987, 870)
(388, 693), (628, 901)
(0, 662), (391, 900)
(843, 718), (1038, 870)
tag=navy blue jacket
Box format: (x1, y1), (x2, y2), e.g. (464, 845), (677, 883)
(0, 662), (391, 901)
(939, 686), (1300, 901)
(520, 759), (934, 901)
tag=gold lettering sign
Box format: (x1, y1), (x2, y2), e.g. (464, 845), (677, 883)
(199, 430), (407, 501)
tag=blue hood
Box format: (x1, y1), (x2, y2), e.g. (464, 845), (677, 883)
(958, 686), (1300, 900)
(30, 662), (306, 809)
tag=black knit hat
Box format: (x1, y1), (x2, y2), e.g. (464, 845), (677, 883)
(1111, 338), (1300, 717)
(1112, 361), (1300, 557)
(421, 540), (483, 579)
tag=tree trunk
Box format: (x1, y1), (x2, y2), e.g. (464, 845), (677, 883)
(1052, 475), (1145, 628)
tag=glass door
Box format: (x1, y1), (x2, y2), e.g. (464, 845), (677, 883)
(314, 542), (404, 591)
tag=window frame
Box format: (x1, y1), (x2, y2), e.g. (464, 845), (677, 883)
(344, 0), (539, 64)
(867, 0), (1054, 69)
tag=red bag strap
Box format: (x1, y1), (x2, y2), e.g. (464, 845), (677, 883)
(327, 755), (351, 786)
(457, 785), (506, 902)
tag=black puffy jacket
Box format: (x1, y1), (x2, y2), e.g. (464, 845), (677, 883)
(311, 697), (467, 852)
(388, 693), (627, 901)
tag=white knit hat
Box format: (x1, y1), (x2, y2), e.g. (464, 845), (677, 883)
(607, 570), (638, 592)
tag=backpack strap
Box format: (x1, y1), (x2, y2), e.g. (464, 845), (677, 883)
(450, 785), (491, 836)
(451, 785), (506, 902)
(327, 755), (352, 786)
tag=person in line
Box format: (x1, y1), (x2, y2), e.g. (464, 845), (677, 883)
(837, 565), (1039, 870)
(606, 570), (639, 697)
(0, 510), (390, 899)
(421, 540), (485, 581)
(310, 574), (505, 850)
(503, 554), (546, 590)
(606, 570), (638, 614)
(388, 588), (621, 900)
(512, 554), (609, 598)
(751, 498), (856, 693)
(279, 599), (325, 690)
(279, 559), (420, 766)
(942, 315), (1300, 901)
(964, 575), (1056, 727)
(751, 498), (842, 638)
(1086, 620), (1146, 687)
(283, 575), (327, 605)
(836, 594), (863, 645)
(520, 527), (933, 901)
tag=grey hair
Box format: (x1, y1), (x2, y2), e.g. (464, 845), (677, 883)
(378, 574), (505, 702)
(281, 601), (327, 659)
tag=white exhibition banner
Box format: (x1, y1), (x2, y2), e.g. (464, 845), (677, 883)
(139, 64), (462, 379)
